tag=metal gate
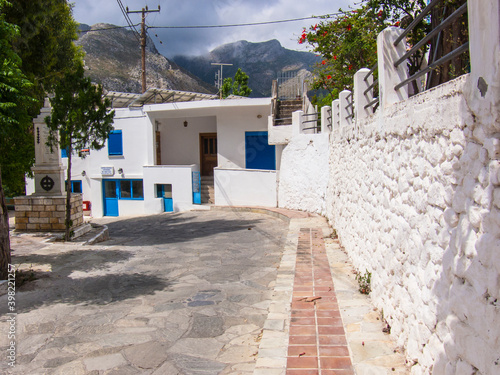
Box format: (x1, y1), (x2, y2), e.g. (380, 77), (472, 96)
(277, 71), (304, 100)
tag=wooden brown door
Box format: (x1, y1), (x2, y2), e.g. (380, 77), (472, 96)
(200, 133), (217, 176)
(155, 131), (161, 165)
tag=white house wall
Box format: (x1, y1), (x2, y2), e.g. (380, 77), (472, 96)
(25, 98), (277, 217)
(143, 165), (197, 213)
(159, 116), (216, 166)
(216, 105), (272, 169)
(214, 168), (277, 207)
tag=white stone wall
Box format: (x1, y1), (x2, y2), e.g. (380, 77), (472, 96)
(278, 133), (330, 216)
(324, 74), (500, 374)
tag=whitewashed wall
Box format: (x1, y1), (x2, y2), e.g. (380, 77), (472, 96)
(275, 4), (500, 373)
(214, 167), (277, 207)
(143, 164), (197, 213)
(217, 104), (274, 169)
(326, 73), (500, 374)
(159, 116), (216, 166)
(278, 133), (329, 215)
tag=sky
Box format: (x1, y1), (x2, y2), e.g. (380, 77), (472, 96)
(72, 0), (358, 58)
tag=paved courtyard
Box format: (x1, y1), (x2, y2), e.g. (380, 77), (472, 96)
(0, 210), (289, 374)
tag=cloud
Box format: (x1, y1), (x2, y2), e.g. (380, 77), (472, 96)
(72, 0), (356, 57)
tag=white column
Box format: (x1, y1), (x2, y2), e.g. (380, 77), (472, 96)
(292, 110), (303, 136)
(354, 68), (374, 121)
(377, 27), (409, 109)
(467, 0), (500, 104)
(339, 90), (353, 129)
(321, 106), (332, 134)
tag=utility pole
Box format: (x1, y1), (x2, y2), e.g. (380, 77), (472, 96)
(126, 5), (160, 93)
(211, 63), (233, 99)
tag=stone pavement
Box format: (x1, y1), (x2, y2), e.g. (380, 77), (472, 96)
(213, 207), (408, 375)
(1, 210), (288, 374)
(1, 208), (408, 374)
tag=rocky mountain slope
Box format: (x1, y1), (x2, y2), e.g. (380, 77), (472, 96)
(173, 39), (320, 97)
(76, 24), (216, 94)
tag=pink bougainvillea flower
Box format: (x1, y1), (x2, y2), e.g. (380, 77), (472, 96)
(347, 24), (352, 31)
(394, 21), (400, 26)
(348, 65), (353, 70)
(313, 24), (318, 30)
(322, 60), (326, 65)
(333, 55), (337, 60)
(323, 31), (328, 36)
(327, 75), (332, 79)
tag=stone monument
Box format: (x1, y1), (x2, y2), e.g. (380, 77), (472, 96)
(14, 101), (84, 232)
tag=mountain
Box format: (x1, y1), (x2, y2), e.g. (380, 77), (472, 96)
(76, 24), (216, 94)
(173, 39), (321, 97)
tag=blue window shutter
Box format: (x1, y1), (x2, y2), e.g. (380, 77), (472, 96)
(61, 148), (68, 158)
(245, 131), (276, 170)
(108, 130), (123, 155)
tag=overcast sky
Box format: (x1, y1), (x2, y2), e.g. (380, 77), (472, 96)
(72, 0), (357, 57)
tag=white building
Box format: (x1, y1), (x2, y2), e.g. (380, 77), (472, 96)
(26, 89), (281, 217)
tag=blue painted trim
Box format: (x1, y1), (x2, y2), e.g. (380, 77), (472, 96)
(108, 130), (123, 156)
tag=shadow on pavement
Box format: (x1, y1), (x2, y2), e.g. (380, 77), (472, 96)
(1, 248), (171, 314)
(97, 212), (267, 246)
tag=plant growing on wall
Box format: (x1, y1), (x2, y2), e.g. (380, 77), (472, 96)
(355, 270), (372, 295)
(45, 63), (115, 241)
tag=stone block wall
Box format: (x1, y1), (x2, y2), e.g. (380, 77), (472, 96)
(14, 194), (84, 232)
(324, 75), (500, 374)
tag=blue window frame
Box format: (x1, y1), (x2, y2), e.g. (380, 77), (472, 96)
(118, 179), (144, 200)
(71, 180), (82, 193)
(245, 131), (276, 170)
(108, 130), (123, 156)
(65, 180), (82, 193)
(61, 148), (68, 158)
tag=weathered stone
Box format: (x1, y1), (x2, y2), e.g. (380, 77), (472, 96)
(123, 342), (170, 369)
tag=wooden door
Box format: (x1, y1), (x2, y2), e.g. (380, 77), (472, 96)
(200, 133), (217, 176)
(155, 131), (161, 165)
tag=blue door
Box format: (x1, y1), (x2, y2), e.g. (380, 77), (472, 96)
(103, 180), (119, 216)
(245, 131), (276, 170)
(156, 184), (173, 212)
(192, 171), (201, 204)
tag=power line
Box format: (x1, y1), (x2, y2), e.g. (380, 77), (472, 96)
(126, 5), (161, 93)
(116, 0), (141, 42)
(79, 24), (141, 33)
(147, 13), (342, 30)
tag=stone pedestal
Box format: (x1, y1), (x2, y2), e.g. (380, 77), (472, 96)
(15, 100), (84, 233)
(14, 194), (84, 232)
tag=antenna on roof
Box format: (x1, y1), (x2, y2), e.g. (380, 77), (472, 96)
(211, 63), (233, 99)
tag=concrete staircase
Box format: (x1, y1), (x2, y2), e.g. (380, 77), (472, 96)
(274, 99), (302, 125)
(201, 176), (215, 204)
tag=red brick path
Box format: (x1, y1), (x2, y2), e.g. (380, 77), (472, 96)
(286, 228), (354, 375)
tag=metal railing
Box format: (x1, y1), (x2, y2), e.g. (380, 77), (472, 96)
(394, 0), (469, 92)
(364, 62), (379, 112)
(345, 92), (354, 121)
(302, 112), (321, 133)
(326, 108), (332, 129)
(333, 100), (340, 129)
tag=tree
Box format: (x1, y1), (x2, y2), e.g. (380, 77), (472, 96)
(220, 68), (252, 98)
(45, 63), (115, 241)
(2, 0), (82, 196)
(4, 0), (82, 106)
(0, 0), (36, 279)
(299, 5), (385, 100)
